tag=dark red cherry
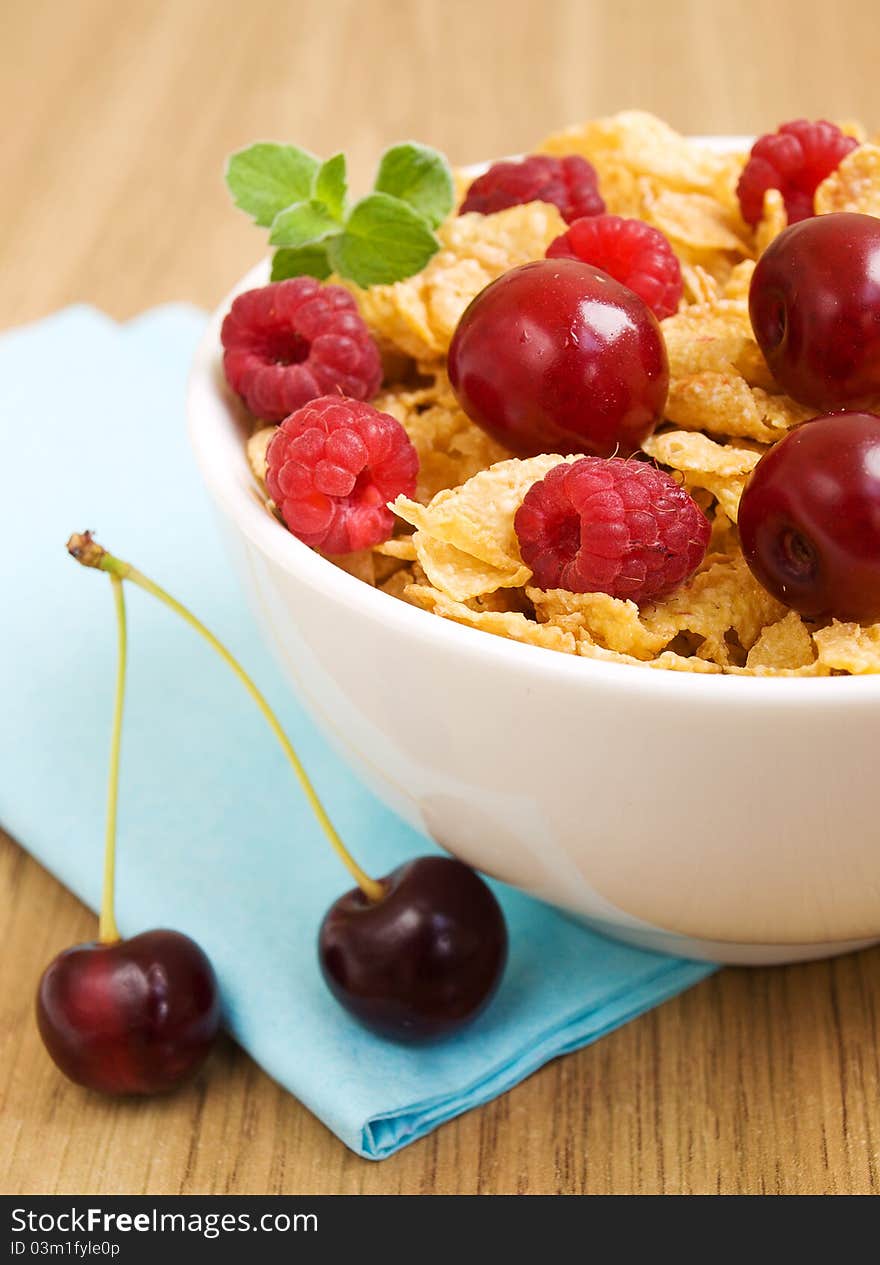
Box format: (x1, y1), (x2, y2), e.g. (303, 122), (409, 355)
(749, 213), (880, 409)
(36, 929), (221, 1094)
(739, 411), (880, 620)
(447, 258), (668, 458)
(318, 856), (507, 1042)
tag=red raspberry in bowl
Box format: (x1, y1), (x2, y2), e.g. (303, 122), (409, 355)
(546, 215), (683, 320)
(459, 154), (605, 224)
(515, 457), (710, 602)
(266, 396), (418, 555)
(221, 279), (383, 423)
(736, 120), (858, 227)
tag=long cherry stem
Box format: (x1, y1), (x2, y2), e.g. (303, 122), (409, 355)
(99, 574), (126, 943)
(67, 533), (385, 904)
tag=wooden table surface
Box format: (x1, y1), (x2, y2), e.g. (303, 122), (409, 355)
(3, 0), (880, 1196)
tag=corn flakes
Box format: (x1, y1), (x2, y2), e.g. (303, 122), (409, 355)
(642, 430), (761, 520)
(659, 301), (770, 387)
(754, 188), (788, 255)
(721, 260), (756, 302)
(241, 112), (880, 677)
(665, 372), (815, 442)
(391, 454), (570, 591)
(815, 144), (880, 216)
(246, 426), (275, 484)
(529, 588), (669, 658)
(813, 621), (880, 674)
(405, 585), (578, 654)
(639, 183), (750, 261)
(373, 371), (511, 503)
(745, 611), (819, 672)
(680, 265), (720, 307)
(539, 111), (733, 197)
(577, 637), (724, 673)
(641, 551), (788, 655)
(374, 537), (417, 561)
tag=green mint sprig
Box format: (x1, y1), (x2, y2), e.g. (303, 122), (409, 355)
(225, 140), (454, 288)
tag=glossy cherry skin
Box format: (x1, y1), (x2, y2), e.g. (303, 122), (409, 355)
(318, 856), (508, 1042)
(749, 213), (880, 410)
(739, 412), (880, 620)
(447, 258), (668, 458)
(36, 929), (221, 1094)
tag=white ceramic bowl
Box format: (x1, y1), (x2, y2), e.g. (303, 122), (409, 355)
(188, 140), (880, 965)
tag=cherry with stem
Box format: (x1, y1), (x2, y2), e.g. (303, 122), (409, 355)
(56, 533), (507, 1045)
(37, 569), (221, 1094)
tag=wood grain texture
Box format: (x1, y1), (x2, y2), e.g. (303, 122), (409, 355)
(2, 0), (880, 1196)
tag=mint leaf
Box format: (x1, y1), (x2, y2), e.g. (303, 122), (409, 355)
(269, 200), (340, 247)
(225, 137), (454, 286)
(271, 245), (332, 281)
(374, 143), (453, 230)
(226, 143), (320, 227)
(328, 193), (440, 286)
(315, 154), (347, 221)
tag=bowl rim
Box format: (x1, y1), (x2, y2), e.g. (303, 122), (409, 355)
(188, 134), (880, 706)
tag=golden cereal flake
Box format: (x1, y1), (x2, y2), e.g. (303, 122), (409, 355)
(722, 260), (756, 302)
(746, 611), (819, 672)
(355, 284), (435, 361)
(643, 429), (761, 480)
(246, 426), (275, 485)
(813, 621), (880, 674)
(348, 202), (566, 360)
(379, 566), (417, 601)
(815, 144), (880, 216)
(411, 535), (528, 604)
(680, 264), (720, 307)
(374, 553), (408, 588)
(642, 430), (762, 520)
(539, 111), (732, 197)
(641, 551), (788, 654)
(439, 203), (565, 270)
(708, 508), (740, 558)
(373, 376), (511, 503)
(639, 183), (751, 258)
(405, 585), (578, 654)
(530, 550), (784, 668)
(373, 537), (417, 561)
(595, 166), (645, 218)
(467, 588), (531, 614)
(709, 151), (751, 222)
(528, 588), (669, 659)
(703, 479), (746, 523)
(752, 389), (818, 436)
(392, 454), (570, 574)
(665, 373), (815, 442)
(378, 559), (428, 600)
(576, 635), (723, 673)
(754, 188), (788, 256)
(665, 372), (756, 436)
(660, 302), (766, 384)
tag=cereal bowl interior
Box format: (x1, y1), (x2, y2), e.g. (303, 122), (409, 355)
(189, 131), (880, 965)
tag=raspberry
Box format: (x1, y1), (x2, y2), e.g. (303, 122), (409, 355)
(514, 457), (710, 602)
(221, 278), (383, 423)
(459, 154), (605, 224)
(736, 120), (859, 227)
(265, 396), (418, 555)
(546, 215), (682, 320)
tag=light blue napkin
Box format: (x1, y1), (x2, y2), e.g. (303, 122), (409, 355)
(0, 305), (715, 1158)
